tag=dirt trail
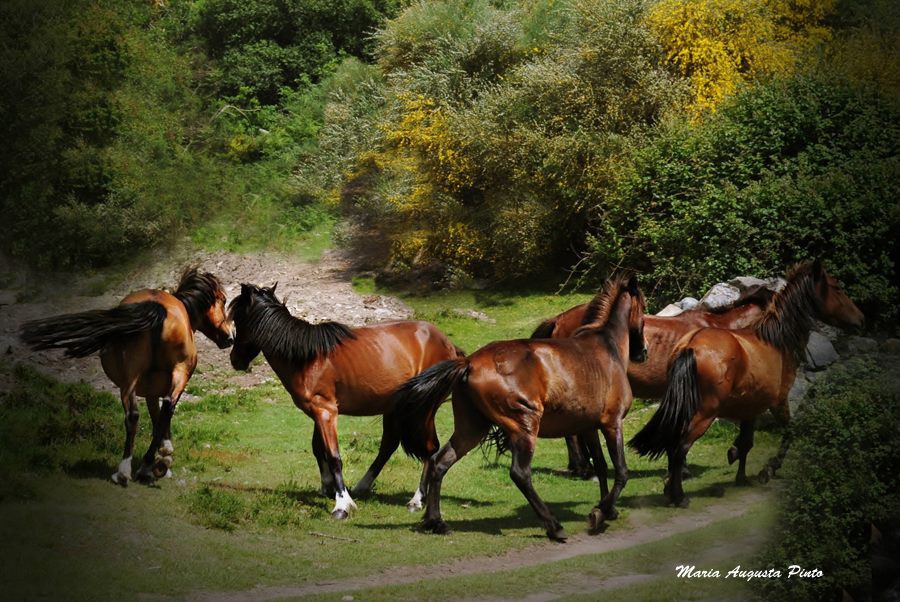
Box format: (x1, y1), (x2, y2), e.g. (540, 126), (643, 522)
(182, 491), (770, 602)
(0, 248), (412, 394)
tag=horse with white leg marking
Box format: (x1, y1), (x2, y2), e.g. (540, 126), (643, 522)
(20, 268), (234, 484)
(394, 273), (647, 541)
(227, 283), (463, 519)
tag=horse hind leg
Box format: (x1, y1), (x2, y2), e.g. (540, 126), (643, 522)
(728, 419), (755, 486)
(565, 435), (594, 480)
(146, 396), (174, 461)
(137, 366), (189, 482)
(351, 413), (400, 498)
(409, 408), (441, 512)
(112, 385), (140, 486)
(666, 412), (716, 508)
(508, 434), (567, 542)
(422, 394), (490, 535)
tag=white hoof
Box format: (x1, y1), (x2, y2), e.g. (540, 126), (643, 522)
(331, 490), (358, 515)
(111, 472), (129, 486)
(406, 489), (424, 512)
(159, 440), (174, 457)
(111, 457), (132, 485)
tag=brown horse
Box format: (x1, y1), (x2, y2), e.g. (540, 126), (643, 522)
(629, 260), (864, 506)
(227, 283), (463, 519)
(393, 274), (647, 541)
(20, 268), (234, 484)
(533, 286), (774, 477)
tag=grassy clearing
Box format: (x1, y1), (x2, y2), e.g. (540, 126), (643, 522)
(0, 284), (780, 600)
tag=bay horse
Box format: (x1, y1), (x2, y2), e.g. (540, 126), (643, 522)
(20, 268), (234, 484)
(393, 274), (647, 541)
(227, 283), (463, 519)
(532, 286), (774, 477)
(629, 260), (864, 507)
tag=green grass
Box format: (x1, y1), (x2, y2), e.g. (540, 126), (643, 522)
(0, 283), (781, 600)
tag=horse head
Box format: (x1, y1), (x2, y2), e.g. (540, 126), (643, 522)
(810, 259), (865, 330)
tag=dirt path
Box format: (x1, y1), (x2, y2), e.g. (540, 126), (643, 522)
(182, 491), (770, 602)
(0, 248), (412, 394)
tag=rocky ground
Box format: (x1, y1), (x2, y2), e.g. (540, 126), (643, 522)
(0, 247), (412, 395)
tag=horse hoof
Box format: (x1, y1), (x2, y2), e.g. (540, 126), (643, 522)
(111, 472), (129, 487)
(727, 446), (739, 465)
(547, 526), (568, 542)
(407, 500), (423, 512)
(587, 507), (605, 533)
(152, 459), (170, 479)
(136, 464), (156, 483)
(159, 440), (174, 457)
(422, 518), (451, 535)
(331, 509), (349, 520)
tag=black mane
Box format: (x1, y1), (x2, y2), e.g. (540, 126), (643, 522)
(228, 284), (354, 365)
(754, 263), (820, 362)
(174, 267), (224, 327)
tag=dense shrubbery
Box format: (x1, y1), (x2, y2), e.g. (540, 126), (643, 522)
(585, 74), (900, 318)
(756, 360), (900, 600)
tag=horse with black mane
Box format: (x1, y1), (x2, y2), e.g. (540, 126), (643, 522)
(393, 273), (647, 541)
(533, 285), (774, 478)
(629, 260), (864, 507)
(227, 283), (463, 518)
(20, 268), (234, 484)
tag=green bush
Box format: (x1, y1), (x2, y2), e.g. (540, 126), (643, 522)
(756, 360), (900, 600)
(585, 74), (899, 320)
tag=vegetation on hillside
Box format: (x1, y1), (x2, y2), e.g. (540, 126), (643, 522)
(3, 0), (897, 319)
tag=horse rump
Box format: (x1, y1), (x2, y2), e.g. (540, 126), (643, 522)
(20, 301), (167, 358)
(393, 357), (469, 461)
(629, 348), (700, 459)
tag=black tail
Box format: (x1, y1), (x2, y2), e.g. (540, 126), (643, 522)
(629, 348), (700, 459)
(394, 357), (469, 461)
(20, 301), (167, 358)
(530, 318), (556, 339)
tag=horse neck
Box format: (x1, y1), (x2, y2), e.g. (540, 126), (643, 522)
(754, 274), (817, 363)
(596, 294), (633, 360)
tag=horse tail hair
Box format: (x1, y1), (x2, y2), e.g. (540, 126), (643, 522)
(20, 301), (167, 358)
(530, 318), (556, 339)
(395, 357), (470, 461)
(629, 348), (700, 460)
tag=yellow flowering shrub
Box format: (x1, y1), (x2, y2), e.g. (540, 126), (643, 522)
(648, 0), (835, 114)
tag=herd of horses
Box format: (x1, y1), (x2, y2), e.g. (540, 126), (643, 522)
(20, 259), (864, 541)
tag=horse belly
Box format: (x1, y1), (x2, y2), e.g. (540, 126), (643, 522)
(538, 411), (599, 439)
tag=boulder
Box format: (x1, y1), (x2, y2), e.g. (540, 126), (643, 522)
(845, 336), (878, 355)
(655, 304), (684, 317)
(728, 276), (769, 291)
(804, 331), (839, 371)
(699, 282), (741, 311)
(788, 373), (811, 416)
(678, 297), (699, 311)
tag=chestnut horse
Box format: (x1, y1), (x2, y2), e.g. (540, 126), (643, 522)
(20, 268), (234, 484)
(532, 286), (774, 477)
(629, 260), (864, 506)
(227, 283), (463, 519)
(393, 274), (647, 541)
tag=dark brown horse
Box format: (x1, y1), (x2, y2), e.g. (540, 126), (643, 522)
(533, 286), (774, 477)
(20, 268), (233, 484)
(227, 283), (463, 518)
(629, 260), (864, 506)
(394, 274), (647, 541)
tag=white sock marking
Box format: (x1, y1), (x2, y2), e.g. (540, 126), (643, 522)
(332, 489), (357, 514)
(407, 488), (424, 511)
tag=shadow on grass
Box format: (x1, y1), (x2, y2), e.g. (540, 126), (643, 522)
(355, 499), (584, 536)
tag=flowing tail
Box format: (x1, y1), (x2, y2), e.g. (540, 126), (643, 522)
(395, 357), (470, 461)
(629, 348), (700, 459)
(20, 301), (167, 358)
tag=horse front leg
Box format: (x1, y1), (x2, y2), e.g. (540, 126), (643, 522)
(112, 384), (139, 486)
(728, 419), (755, 485)
(311, 424), (335, 497)
(592, 419), (629, 527)
(312, 405), (355, 520)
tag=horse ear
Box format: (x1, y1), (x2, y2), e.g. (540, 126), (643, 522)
(812, 257), (824, 281)
(627, 274), (639, 296)
(241, 283), (252, 295)
(271, 281), (278, 294)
